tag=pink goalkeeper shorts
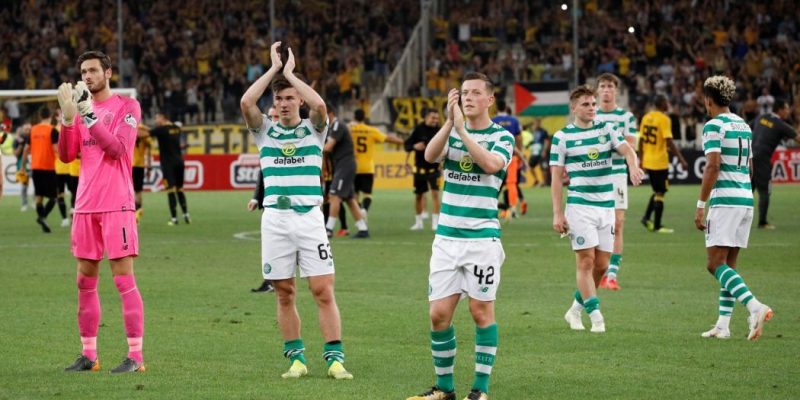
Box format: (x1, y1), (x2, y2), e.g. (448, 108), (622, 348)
(71, 211), (139, 260)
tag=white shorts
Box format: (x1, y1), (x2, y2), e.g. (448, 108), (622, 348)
(565, 204), (615, 252)
(705, 207), (753, 248)
(261, 207), (335, 280)
(612, 173), (628, 210)
(429, 237), (505, 302)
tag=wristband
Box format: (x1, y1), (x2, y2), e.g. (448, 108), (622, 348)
(696, 200), (706, 209)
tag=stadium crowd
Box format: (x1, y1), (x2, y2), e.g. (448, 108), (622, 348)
(0, 0), (419, 123)
(426, 0), (800, 126)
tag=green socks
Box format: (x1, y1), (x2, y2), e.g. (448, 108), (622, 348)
(323, 340), (344, 367)
(473, 323), (498, 393)
(607, 253), (622, 279)
(283, 338), (307, 364)
(431, 325), (456, 393)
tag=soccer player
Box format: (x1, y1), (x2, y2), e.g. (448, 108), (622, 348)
(21, 108), (60, 233)
(695, 76), (773, 340)
(594, 73), (638, 290)
(240, 42), (352, 380)
(527, 119), (551, 187)
(141, 112), (190, 225)
(407, 73), (513, 400)
(639, 94), (688, 233)
(405, 108), (442, 231)
(57, 50), (145, 373)
(14, 123), (32, 211)
(492, 99), (526, 217)
(551, 85), (643, 334)
(67, 156), (80, 211)
(132, 131), (151, 223)
(350, 108), (403, 219)
(324, 104), (369, 238)
(750, 98), (800, 229)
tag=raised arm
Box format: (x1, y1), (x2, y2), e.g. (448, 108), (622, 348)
(282, 48), (327, 131)
(452, 105), (506, 174)
(56, 83), (80, 162)
(425, 89), (458, 163)
(241, 42), (283, 131)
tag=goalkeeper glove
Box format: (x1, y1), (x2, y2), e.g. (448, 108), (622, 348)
(57, 82), (78, 126)
(74, 81), (98, 128)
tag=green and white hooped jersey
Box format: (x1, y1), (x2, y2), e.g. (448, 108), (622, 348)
(595, 107), (637, 175)
(250, 114), (327, 212)
(550, 121), (625, 208)
(702, 113), (754, 208)
(436, 123), (514, 240)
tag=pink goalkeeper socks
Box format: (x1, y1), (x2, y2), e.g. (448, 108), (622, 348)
(113, 275), (144, 363)
(77, 274), (100, 360)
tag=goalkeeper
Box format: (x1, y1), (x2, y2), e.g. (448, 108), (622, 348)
(58, 51), (147, 374)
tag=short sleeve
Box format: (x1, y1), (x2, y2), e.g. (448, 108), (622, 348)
(626, 113), (638, 138)
(549, 131), (566, 166)
(249, 114), (272, 147)
(608, 123), (625, 149)
(702, 120), (723, 154)
(492, 132), (514, 168)
(662, 115), (673, 139)
(373, 127), (387, 143)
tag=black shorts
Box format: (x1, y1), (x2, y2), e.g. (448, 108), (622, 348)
(32, 169), (57, 198)
(751, 156), (772, 192)
(646, 168), (669, 194)
(162, 161), (185, 189)
(56, 173), (70, 195)
(529, 155), (542, 169)
(413, 168), (441, 194)
(354, 173), (374, 194)
(132, 167), (145, 192)
(329, 169), (356, 199)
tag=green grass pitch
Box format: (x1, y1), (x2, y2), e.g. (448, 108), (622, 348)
(1, 184), (798, 399)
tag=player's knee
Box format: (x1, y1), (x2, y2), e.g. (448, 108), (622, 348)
(310, 284), (334, 305)
(275, 284), (297, 305)
(578, 256), (594, 271)
(468, 302), (494, 326)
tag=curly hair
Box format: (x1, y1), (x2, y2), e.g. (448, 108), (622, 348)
(703, 76), (736, 107)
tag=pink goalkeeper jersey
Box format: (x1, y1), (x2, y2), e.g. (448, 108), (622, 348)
(58, 94), (141, 213)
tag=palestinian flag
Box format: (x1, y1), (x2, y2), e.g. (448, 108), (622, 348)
(514, 81), (569, 116)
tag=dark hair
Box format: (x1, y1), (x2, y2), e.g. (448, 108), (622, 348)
(354, 109), (366, 122)
(654, 94), (669, 111)
(271, 73), (308, 94)
(462, 72), (494, 93)
(271, 76), (293, 94)
(773, 98), (788, 112)
(597, 73), (620, 87)
(77, 51), (112, 71)
(496, 99), (507, 113)
(421, 107), (439, 118)
(39, 107), (51, 119)
(569, 85), (596, 102)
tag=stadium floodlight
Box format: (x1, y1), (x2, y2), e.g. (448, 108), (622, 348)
(561, 3), (568, 10)
(628, 26), (635, 34)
